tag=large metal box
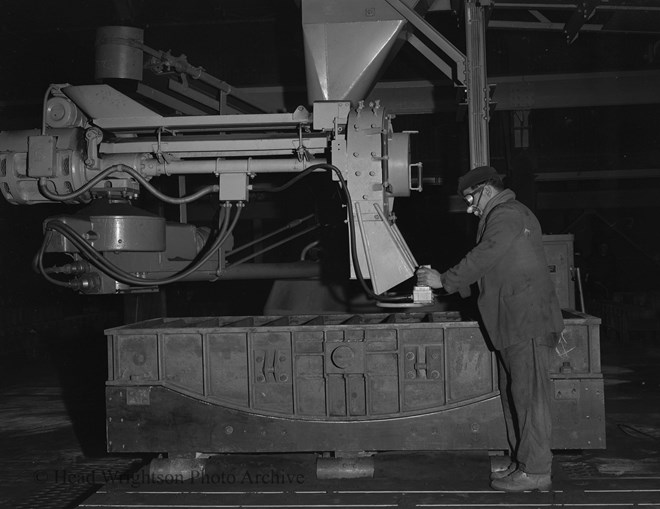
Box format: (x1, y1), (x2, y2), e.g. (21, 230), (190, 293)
(105, 310), (604, 454)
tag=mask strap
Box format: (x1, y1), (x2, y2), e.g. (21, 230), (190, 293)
(467, 184), (486, 214)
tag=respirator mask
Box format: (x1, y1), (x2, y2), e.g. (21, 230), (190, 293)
(463, 184), (486, 216)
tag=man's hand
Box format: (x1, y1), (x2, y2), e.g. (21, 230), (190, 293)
(416, 266), (443, 289)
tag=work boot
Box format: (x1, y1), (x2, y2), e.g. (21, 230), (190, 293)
(490, 469), (552, 492)
(489, 462), (517, 481)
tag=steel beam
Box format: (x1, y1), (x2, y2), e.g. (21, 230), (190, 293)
(535, 169), (660, 181)
(537, 189), (660, 209)
(465, 1), (491, 168)
(136, 84), (207, 116)
(229, 70), (660, 115)
(491, 70), (660, 110)
(385, 0), (467, 85)
(405, 33), (455, 82)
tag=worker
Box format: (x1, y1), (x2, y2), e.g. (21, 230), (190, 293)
(416, 165), (563, 492)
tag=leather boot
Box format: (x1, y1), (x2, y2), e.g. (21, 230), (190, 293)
(490, 469), (552, 492)
(489, 462), (517, 481)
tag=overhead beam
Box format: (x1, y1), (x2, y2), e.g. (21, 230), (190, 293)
(490, 0), (660, 11)
(233, 70), (660, 114)
(490, 70), (660, 110)
(487, 20), (603, 33)
(535, 169), (660, 181)
(537, 189), (660, 209)
(385, 0), (467, 85)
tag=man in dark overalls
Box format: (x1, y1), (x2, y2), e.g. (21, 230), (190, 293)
(416, 165), (563, 492)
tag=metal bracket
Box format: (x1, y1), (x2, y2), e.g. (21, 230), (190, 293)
(254, 349), (290, 384)
(409, 162), (423, 192)
(84, 127), (103, 167)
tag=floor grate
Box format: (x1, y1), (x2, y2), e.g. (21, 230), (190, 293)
(11, 456), (144, 509)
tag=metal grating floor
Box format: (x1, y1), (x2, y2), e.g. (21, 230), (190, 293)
(79, 461), (660, 509)
(12, 457), (143, 509)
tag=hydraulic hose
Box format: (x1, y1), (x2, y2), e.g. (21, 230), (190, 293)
(38, 203), (242, 287)
(34, 231), (76, 289)
(37, 160), (411, 301)
(38, 164), (219, 205)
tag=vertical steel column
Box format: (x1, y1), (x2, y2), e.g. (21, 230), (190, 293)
(464, 1), (490, 169)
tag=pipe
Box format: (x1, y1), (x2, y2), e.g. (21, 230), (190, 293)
(39, 164), (218, 205)
(228, 225), (320, 266)
(149, 158), (328, 176)
(227, 214), (316, 256)
(219, 262), (321, 280)
(300, 240), (320, 261)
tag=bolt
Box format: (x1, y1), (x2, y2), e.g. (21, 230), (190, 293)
(353, 152), (359, 157)
(225, 426), (234, 435)
(369, 171), (376, 176)
(355, 171), (361, 176)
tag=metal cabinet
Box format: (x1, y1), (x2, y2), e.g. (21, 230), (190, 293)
(543, 234), (576, 309)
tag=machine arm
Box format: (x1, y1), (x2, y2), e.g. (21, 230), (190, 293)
(0, 85), (423, 300)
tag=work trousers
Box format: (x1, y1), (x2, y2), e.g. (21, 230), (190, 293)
(496, 336), (553, 474)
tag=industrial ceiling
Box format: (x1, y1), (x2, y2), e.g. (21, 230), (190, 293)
(2, 0), (660, 108)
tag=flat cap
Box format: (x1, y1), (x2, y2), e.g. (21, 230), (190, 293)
(457, 165), (499, 194)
